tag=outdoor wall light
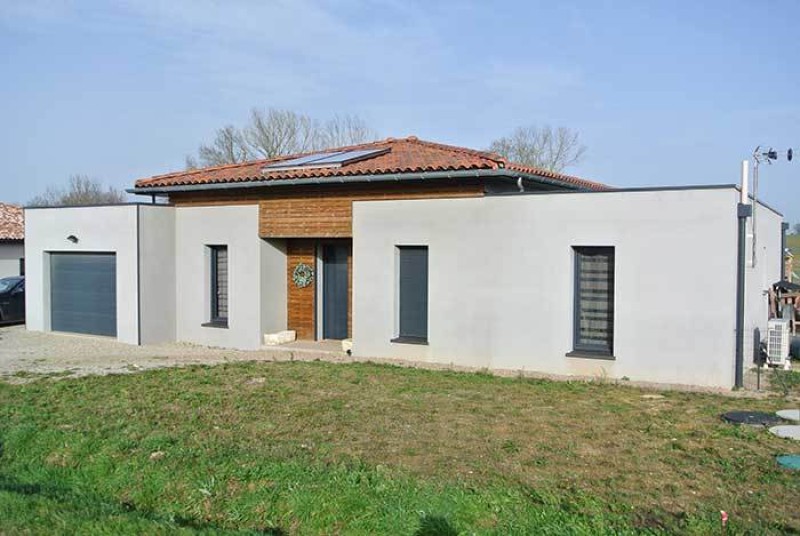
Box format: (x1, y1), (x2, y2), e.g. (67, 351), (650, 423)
(67, 235), (79, 243)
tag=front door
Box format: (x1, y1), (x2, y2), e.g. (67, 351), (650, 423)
(322, 244), (349, 339)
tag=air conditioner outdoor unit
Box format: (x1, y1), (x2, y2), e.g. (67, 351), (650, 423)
(767, 319), (791, 367)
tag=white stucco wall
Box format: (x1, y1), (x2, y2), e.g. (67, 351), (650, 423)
(352, 187), (775, 388)
(25, 203), (285, 350)
(744, 201), (783, 362)
(0, 242), (24, 278)
(261, 238), (288, 335)
(138, 205), (177, 344)
(24, 205), (140, 344)
(174, 205), (285, 350)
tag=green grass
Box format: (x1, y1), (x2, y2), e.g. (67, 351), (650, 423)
(1, 361), (799, 534)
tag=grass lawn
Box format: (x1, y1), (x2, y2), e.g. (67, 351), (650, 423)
(1, 361), (799, 535)
(789, 234), (799, 268)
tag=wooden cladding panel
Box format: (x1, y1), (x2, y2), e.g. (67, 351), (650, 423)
(169, 181), (483, 236)
(287, 239), (316, 340)
(259, 181), (483, 238)
(169, 180), (483, 215)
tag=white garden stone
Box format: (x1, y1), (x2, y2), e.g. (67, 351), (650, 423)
(769, 425), (800, 440)
(263, 330), (296, 346)
(777, 409), (800, 422)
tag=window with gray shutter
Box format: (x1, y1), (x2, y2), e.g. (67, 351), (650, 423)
(395, 246), (428, 343)
(210, 246), (228, 324)
(573, 247), (614, 356)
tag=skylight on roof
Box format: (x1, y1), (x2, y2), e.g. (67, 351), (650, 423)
(262, 148), (389, 172)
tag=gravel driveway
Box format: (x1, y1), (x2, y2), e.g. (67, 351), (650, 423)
(0, 325), (345, 382)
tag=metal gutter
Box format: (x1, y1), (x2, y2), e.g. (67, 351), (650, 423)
(736, 187), (784, 218)
(492, 183), (736, 195)
(24, 202), (174, 210)
(126, 169), (590, 195)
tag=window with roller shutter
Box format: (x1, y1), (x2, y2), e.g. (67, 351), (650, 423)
(393, 246), (428, 344)
(209, 246), (228, 324)
(572, 246), (615, 357)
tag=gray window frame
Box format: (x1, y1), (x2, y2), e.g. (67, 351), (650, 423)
(207, 245), (229, 327)
(569, 246), (615, 359)
(392, 245), (429, 345)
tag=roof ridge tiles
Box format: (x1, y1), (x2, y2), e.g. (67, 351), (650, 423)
(0, 202), (24, 240)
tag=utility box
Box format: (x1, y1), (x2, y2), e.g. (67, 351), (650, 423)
(767, 319), (791, 367)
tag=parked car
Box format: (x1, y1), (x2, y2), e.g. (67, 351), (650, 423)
(0, 276), (24, 323)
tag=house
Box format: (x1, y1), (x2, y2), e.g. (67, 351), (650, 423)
(0, 202), (24, 278)
(24, 137), (784, 388)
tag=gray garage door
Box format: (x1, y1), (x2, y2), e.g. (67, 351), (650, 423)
(50, 253), (117, 337)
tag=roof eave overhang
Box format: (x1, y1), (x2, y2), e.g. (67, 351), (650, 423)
(127, 169), (594, 195)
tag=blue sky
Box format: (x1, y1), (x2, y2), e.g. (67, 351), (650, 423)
(1, 0), (798, 222)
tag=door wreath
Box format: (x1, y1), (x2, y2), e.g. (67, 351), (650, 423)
(292, 263), (314, 288)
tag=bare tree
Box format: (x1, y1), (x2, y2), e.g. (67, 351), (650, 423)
(28, 175), (127, 207)
(793, 223), (800, 235)
(187, 108), (378, 168)
(317, 114), (376, 150)
(488, 125), (586, 173)
(245, 109), (316, 159)
(193, 125), (253, 167)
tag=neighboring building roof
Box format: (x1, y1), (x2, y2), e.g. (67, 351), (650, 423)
(775, 280), (800, 292)
(134, 136), (606, 192)
(0, 203), (23, 241)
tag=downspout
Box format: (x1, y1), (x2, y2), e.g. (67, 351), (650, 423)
(136, 205), (142, 346)
(735, 161), (752, 389)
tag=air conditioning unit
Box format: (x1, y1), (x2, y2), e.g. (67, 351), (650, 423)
(767, 319), (791, 367)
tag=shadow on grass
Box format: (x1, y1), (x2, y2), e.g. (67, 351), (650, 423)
(415, 514), (459, 536)
(0, 473), (285, 535)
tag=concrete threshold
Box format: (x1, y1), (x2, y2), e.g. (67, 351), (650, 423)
(264, 339), (346, 355)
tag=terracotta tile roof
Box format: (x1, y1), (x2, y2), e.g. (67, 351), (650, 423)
(134, 136), (606, 191)
(0, 203), (23, 241)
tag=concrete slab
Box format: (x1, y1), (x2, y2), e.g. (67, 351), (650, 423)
(777, 409), (800, 422)
(769, 425), (800, 440)
(274, 339), (345, 354)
